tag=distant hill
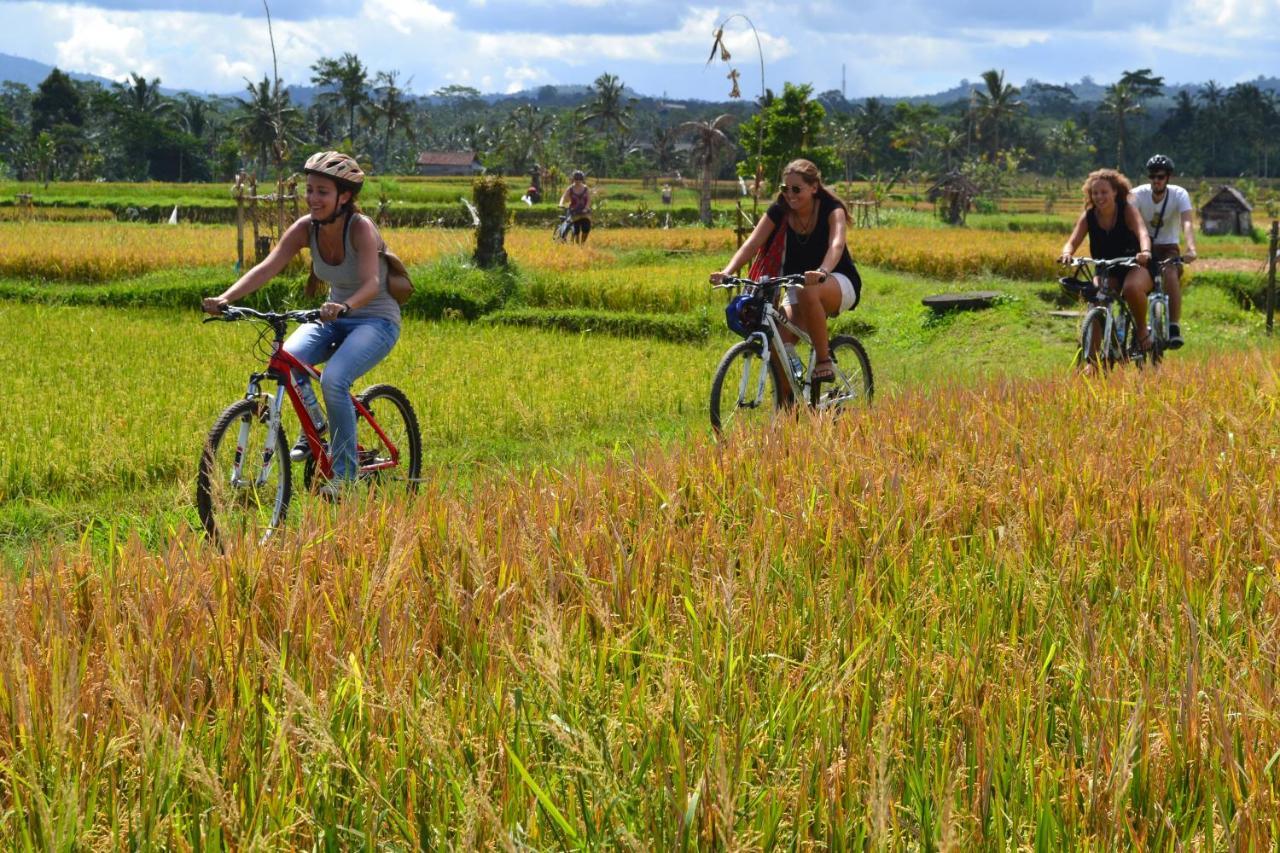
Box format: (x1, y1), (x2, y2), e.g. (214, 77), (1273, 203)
(0, 52), (116, 89)
(4, 50), (1279, 111)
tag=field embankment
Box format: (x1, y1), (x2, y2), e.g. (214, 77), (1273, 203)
(3, 350), (1278, 847)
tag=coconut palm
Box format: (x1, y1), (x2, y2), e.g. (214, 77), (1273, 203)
(680, 113), (734, 225)
(311, 52), (369, 146)
(1099, 80), (1142, 169)
(971, 69), (1022, 160)
(365, 70), (416, 171)
(584, 72), (633, 172)
(232, 76), (301, 177)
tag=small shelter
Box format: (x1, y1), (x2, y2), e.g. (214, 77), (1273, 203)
(416, 151), (485, 177)
(927, 171), (980, 225)
(1199, 185), (1253, 236)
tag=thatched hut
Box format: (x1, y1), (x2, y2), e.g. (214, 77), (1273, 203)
(927, 171), (980, 225)
(1199, 185), (1253, 236)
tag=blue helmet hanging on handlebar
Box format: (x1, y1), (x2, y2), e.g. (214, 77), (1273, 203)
(725, 294), (762, 337)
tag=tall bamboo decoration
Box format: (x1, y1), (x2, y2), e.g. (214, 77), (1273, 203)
(708, 15), (766, 216)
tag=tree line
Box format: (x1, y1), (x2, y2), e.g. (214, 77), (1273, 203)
(0, 57), (1276, 189)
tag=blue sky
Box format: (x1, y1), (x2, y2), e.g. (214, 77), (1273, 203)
(2, 0), (1277, 99)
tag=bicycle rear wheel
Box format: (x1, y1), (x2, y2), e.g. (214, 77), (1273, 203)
(810, 334), (874, 410)
(710, 338), (786, 436)
(196, 396), (291, 549)
(355, 383), (423, 489)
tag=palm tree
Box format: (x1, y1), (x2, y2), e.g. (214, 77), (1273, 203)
(497, 103), (554, 175)
(232, 76), (301, 177)
(311, 52), (369, 145)
(972, 69), (1022, 160)
(680, 113), (734, 225)
(365, 70), (416, 171)
(1099, 80), (1142, 169)
(584, 72), (632, 173)
(115, 73), (173, 120)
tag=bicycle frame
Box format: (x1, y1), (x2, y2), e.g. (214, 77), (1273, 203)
(743, 300), (814, 402)
(220, 310), (401, 488)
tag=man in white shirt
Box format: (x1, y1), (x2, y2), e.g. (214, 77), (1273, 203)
(1130, 154), (1198, 348)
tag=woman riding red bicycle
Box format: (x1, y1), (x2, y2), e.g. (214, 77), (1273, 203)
(202, 150), (401, 495)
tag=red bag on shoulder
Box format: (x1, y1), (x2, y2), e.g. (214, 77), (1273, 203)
(748, 215), (786, 279)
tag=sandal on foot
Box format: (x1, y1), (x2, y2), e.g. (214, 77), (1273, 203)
(811, 358), (835, 382)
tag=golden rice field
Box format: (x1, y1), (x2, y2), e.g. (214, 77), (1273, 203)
(4, 220), (1269, 284)
(2, 350), (1278, 847)
(0, 222), (736, 282)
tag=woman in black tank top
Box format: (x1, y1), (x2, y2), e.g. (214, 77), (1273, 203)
(1059, 168), (1155, 351)
(710, 158), (861, 387)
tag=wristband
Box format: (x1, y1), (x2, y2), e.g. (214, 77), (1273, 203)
(816, 267), (828, 282)
(338, 302), (351, 315)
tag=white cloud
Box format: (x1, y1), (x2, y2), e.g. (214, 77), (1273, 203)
(52, 6), (156, 81)
(360, 0), (454, 36)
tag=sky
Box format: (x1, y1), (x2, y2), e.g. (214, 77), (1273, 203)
(2, 0), (1278, 100)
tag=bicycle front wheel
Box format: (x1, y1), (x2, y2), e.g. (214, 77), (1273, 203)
(1077, 307), (1108, 372)
(1148, 298), (1167, 366)
(811, 334), (874, 410)
(710, 338), (786, 436)
(196, 396), (291, 549)
(356, 384), (423, 490)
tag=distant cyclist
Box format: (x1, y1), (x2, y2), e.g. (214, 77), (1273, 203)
(1130, 154), (1197, 348)
(1059, 168), (1154, 351)
(558, 170), (592, 244)
(202, 150), (401, 496)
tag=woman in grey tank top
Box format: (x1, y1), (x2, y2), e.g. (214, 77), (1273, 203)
(201, 151), (401, 494)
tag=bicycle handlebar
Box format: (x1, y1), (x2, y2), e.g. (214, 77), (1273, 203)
(711, 273), (808, 290)
(202, 305), (322, 325)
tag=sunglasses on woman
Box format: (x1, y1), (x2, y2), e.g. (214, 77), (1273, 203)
(780, 184), (807, 194)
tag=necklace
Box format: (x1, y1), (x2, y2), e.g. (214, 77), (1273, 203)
(790, 203), (818, 245)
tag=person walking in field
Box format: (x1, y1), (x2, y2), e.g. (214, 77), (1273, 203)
(1059, 168), (1154, 353)
(1130, 154), (1197, 348)
(201, 150), (401, 496)
(559, 170), (593, 244)
(710, 158), (861, 389)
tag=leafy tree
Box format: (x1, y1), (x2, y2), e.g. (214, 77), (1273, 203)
(680, 113), (734, 225)
(736, 82), (838, 188)
(32, 69), (84, 134)
(496, 103), (553, 175)
(311, 53), (369, 146)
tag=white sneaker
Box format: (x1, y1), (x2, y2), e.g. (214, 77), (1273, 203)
(317, 479), (354, 501)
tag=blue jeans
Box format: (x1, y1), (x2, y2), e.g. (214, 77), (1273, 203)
(284, 317), (400, 481)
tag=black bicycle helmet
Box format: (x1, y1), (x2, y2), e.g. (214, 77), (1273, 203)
(1145, 154), (1175, 175)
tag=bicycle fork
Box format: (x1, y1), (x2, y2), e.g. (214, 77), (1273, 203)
(231, 375), (285, 489)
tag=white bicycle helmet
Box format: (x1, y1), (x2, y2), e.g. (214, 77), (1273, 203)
(303, 151), (365, 187)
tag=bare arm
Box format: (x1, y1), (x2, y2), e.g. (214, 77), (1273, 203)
(1180, 210), (1197, 260)
(1060, 212), (1089, 263)
(203, 216), (310, 313)
(711, 213), (778, 281)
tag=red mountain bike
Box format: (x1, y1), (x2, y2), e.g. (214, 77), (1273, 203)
(196, 306), (422, 548)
